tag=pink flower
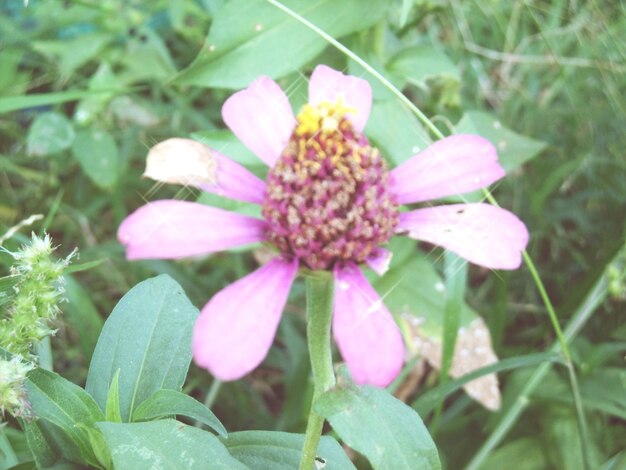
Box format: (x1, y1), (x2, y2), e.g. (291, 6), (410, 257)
(118, 65), (528, 387)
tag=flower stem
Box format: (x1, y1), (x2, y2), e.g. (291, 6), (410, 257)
(300, 271), (336, 470)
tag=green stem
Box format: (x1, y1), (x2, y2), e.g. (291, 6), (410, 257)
(204, 379), (222, 410)
(299, 272), (336, 470)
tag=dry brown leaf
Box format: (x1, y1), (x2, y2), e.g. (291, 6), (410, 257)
(403, 314), (501, 411)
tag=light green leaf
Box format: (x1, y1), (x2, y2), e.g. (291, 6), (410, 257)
(223, 430), (356, 469)
(375, 239), (502, 410)
(74, 62), (120, 126)
(387, 45), (460, 88)
(174, 0), (389, 88)
(97, 420), (247, 470)
(456, 110), (547, 173)
(26, 112), (75, 157)
(71, 129), (120, 189)
(366, 99), (431, 166)
(105, 370), (122, 423)
(316, 385), (441, 470)
(24, 368), (105, 468)
(85, 275), (199, 422)
(132, 389), (227, 437)
(190, 130), (257, 166)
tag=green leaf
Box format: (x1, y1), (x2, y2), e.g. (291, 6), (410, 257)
(85, 275), (199, 422)
(26, 112), (75, 157)
(316, 385), (441, 469)
(97, 420), (247, 470)
(63, 275), (104, 362)
(105, 370), (122, 423)
(223, 430), (356, 469)
(31, 33), (112, 78)
(190, 130), (257, 166)
(20, 419), (83, 470)
(132, 389), (227, 437)
(375, 241), (503, 410)
(456, 110), (546, 173)
(24, 368), (105, 467)
(174, 0), (389, 88)
(71, 129), (120, 189)
(0, 89), (128, 115)
(387, 45), (460, 88)
(366, 99), (430, 166)
(64, 259), (105, 274)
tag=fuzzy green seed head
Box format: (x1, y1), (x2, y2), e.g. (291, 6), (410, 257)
(0, 233), (74, 359)
(0, 356), (34, 419)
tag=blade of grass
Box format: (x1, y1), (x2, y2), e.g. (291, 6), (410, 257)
(0, 89), (129, 115)
(413, 351), (562, 416)
(466, 255), (613, 469)
(262, 1), (590, 466)
(431, 251), (467, 433)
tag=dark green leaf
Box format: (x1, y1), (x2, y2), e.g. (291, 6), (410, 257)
(63, 275), (104, 362)
(224, 430), (356, 470)
(132, 389), (227, 437)
(85, 275), (198, 422)
(316, 385), (441, 469)
(174, 0), (389, 88)
(97, 420), (246, 470)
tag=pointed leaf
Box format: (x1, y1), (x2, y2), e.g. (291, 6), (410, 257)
(105, 370), (122, 423)
(174, 0), (389, 88)
(85, 275), (198, 422)
(132, 389), (227, 437)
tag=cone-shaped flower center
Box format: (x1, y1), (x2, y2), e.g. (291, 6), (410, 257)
(262, 100), (399, 270)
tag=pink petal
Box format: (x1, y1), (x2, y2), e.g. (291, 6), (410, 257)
(398, 203), (529, 269)
(192, 257), (298, 381)
(118, 200), (267, 260)
(390, 135), (505, 204)
(222, 76), (296, 167)
(333, 264), (404, 387)
(365, 248), (393, 276)
(309, 65), (372, 133)
(198, 151), (266, 204)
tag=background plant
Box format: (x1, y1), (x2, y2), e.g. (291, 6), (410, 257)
(1, 0), (624, 469)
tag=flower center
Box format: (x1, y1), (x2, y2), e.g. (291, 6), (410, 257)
(262, 100), (399, 270)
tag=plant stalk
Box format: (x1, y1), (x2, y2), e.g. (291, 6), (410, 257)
(299, 272), (336, 470)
